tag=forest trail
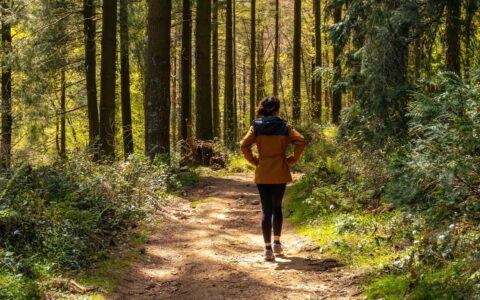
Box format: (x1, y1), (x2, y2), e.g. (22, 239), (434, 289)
(110, 174), (363, 300)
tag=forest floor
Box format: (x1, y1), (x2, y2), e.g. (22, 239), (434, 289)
(109, 174), (364, 300)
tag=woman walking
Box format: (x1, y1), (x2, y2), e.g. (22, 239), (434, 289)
(240, 95), (306, 261)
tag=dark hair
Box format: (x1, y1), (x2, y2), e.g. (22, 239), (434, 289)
(256, 95), (281, 116)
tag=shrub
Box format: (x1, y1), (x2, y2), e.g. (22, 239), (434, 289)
(0, 154), (192, 298)
(386, 72), (480, 220)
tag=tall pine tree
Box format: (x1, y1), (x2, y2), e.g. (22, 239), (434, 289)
(292, 0), (302, 123)
(145, 0), (172, 159)
(180, 0), (192, 141)
(195, 0), (213, 140)
(99, 0), (117, 158)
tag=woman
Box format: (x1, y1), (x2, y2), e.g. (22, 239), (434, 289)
(240, 95), (306, 261)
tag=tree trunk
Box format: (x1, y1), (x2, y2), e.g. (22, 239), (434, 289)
(180, 0), (192, 141)
(1, 0), (12, 168)
(60, 68), (66, 159)
(224, 0), (234, 148)
(445, 0), (461, 75)
(195, 0), (213, 140)
(83, 0), (99, 155)
(145, 0), (172, 159)
(233, 0), (238, 141)
(313, 0), (322, 122)
(256, 29), (265, 102)
(212, 0), (220, 138)
(242, 58), (247, 132)
(331, 5), (342, 125)
(99, 0), (117, 158)
(120, 0), (134, 159)
(249, 0), (256, 123)
(292, 0), (302, 123)
(171, 42), (178, 146)
(273, 0), (280, 96)
(464, 0), (477, 77)
(301, 49), (311, 104)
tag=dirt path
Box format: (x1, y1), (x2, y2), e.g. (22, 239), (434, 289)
(110, 174), (363, 300)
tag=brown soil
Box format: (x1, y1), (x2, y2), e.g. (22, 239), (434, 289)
(110, 174), (363, 300)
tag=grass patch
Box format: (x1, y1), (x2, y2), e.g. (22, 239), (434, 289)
(286, 186), (405, 270)
(365, 274), (409, 299)
(227, 155), (255, 173)
(190, 197), (216, 207)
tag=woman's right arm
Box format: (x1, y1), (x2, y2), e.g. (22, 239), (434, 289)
(240, 126), (258, 166)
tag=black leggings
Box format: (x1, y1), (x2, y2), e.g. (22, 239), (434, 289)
(257, 184), (287, 244)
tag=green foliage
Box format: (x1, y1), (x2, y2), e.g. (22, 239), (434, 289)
(0, 154), (193, 299)
(291, 119), (480, 299)
(337, 0), (445, 147)
(387, 72), (480, 220)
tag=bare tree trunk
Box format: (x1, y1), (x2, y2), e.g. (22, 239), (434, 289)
(233, 0), (238, 141)
(83, 0), (99, 156)
(99, 0), (118, 158)
(180, 0), (192, 141)
(195, 0), (213, 140)
(120, 0), (134, 159)
(249, 0), (256, 123)
(313, 0), (322, 122)
(145, 0), (172, 159)
(256, 29), (265, 102)
(464, 0), (476, 77)
(0, 0), (12, 168)
(301, 49), (311, 105)
(224, 0), (235, 148)
(171, 28), (179, 146)
(60, 68), (66, 159)
(242, 58), (247, 132)
(292, 0), (302, 123)
(273, 0), (280, 96)
(331, 5), (342, 124)
(212, 0), (220, 138)
(445, 0), (461, 75)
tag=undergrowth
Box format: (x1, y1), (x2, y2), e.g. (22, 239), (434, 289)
(0, 154), (197, 299)
(287, 120), (480, 299)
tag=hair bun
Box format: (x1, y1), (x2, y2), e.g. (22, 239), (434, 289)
(256, 95), (281, 117)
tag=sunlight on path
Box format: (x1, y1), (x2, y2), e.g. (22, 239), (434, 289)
(110, 175), (363, 300)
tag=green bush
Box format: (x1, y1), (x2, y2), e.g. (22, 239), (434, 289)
(386, 72), (480, 220)
(0, 154), (193, 299)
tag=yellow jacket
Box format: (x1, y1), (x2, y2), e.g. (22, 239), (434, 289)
(240, 117), (306, 184)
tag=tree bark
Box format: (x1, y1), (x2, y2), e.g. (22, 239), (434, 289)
(313, 0), (322, 122)
(233, 0), (238, 141)
(180, 0), (192, 141)
(256, 29), (265, 102)
(99, 0), (117, 158)
(464, 0), (476, 76)
(212, 0), (220, 138)
(331, 5), (342, 125)
(120, 0), (134, 159)
(1, 0), (12, 168)
(83, 0), (99, 156)
(445, 0), (461, 75)
(60, 68), (66, 159)
(292, 0), (302, 123)
(273, 0), (280, 96)
(249, 0), (256, 123)
(224, 0), (234, 148)
(195, 0), (213, 140)
(145, 0), (172, 159)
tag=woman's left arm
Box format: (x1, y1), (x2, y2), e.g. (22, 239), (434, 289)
(240, 126), (258, 166)
(286, 125), (306, 166)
